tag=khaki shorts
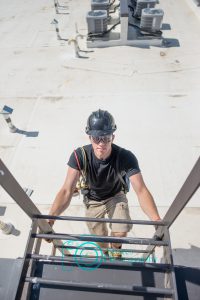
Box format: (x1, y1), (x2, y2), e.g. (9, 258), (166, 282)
(84, 191), (133, 236)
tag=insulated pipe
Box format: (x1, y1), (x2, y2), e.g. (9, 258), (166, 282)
(51, 19), (68, 41)
(0, 106), (17, 133)
(68, 38), (80, 58)
(54, 0), (59, 13)
(2, 114), (17, 132)
(51, 19), (62, 40)
(23, 187), (34, 197)
(0, 219), (14, 234)
(0, 105), (17, 132)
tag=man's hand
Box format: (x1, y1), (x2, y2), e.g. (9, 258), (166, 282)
(45, 219), (55, 243)
(153, 218), (163, 245)
(48, 219), (55, 227)
(153, 217), (162, 231)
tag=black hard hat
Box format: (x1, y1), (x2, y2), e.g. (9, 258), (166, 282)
(85, 109), (117, 136)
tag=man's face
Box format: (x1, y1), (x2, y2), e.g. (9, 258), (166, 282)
(90, 134), (114, 158)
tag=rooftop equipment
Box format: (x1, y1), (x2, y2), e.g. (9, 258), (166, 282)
(86, 10), (108, 34)
(91, 0), (110, 12)
(140, 8), (164, 32)
(134, 0), (157, 18)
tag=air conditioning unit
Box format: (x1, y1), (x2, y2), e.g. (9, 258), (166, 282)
(134, 0), (156, 18)
(87, 10), (108, 34)
(140, 8), (164, 32)
(91, 0), (110, 12)
(131, 0), (137, 8)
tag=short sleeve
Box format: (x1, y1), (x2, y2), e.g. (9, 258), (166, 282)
(120, 149), (141, 177)
(67, 147), (84, 170)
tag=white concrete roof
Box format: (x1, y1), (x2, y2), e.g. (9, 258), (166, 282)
(0, 0), (200, 264)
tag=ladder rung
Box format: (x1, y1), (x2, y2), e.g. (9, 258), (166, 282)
(34, 214), (168, 226)
(55, 244), (150, 253)
(29, 253), (172, 270)
(32, 233), (168, 246)
(25, 276), (174, 296)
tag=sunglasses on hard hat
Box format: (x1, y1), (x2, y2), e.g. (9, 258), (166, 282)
(91, 135), (113, 144)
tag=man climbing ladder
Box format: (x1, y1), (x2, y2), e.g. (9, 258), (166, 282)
(47, 109), (161, 258)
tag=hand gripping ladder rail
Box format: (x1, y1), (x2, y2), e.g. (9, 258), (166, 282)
(0, 157), (200, 300)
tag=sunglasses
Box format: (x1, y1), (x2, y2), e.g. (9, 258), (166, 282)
(91, 135), (113, 144)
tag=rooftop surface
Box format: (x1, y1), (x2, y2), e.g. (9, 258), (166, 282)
(0, 0), (200, 266)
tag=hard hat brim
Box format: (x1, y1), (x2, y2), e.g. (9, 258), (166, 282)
(86, 129), (115, 137)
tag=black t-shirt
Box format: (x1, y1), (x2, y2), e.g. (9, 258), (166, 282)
(67, 144), (140, 201)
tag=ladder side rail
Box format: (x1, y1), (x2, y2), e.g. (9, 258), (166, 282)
(164, 156), (200, 230)
(162, 227), (179, 300)
(143, 156), (200, 261)
(24, 223), (44, 300)
(0, 159), (69, 255)
(15, 219), (38, 300)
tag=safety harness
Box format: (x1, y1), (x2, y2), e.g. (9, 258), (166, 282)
(74, 147), (129, 197)
(74, 147), (89, 195)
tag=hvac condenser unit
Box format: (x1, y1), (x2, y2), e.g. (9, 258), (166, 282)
(91, 0), (110, 12)
(87, 10), (108, 34)
(134, 0), (156, 18)
(140, 8), (164, 32)
(131, 0), (137, 8)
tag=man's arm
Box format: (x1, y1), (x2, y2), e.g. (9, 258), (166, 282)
(129, 173), (161, 221)
(48, 166), (80, 225)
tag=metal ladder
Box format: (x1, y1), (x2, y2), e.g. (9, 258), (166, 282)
(0, 157), (199, 300)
